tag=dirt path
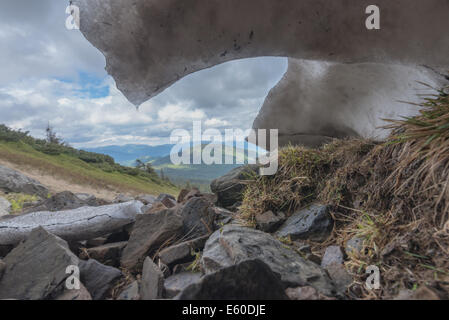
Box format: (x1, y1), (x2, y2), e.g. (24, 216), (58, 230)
(0, 159), (123, 201)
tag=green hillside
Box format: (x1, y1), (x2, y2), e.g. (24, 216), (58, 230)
(0, 125), (179, 197)
(151, 144), (253, 191)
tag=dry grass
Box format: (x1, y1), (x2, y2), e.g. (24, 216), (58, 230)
(239, 139), (376, 226)
(240, 85), (449, 299)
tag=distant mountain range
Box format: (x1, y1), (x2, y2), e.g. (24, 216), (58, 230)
(84, 144), (174, 165)
(85, 142), (264, 191)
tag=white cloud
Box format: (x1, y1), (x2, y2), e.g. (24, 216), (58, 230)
(204, 118), (230, 127)
(0, 1), (288, 148)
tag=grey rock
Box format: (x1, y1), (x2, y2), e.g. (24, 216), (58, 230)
(285, 286), (335, 300)
(0, 201), (143, 245)
(210, 165), (259, 208)
(164, 272), (202, 299)
(177, 188), (201, 203)
(118, 281), (140, 300)
(256, 211), (286, 233)
(0, 227), (79, 300)
(276, 204), (333, 241)
(0, 197), (11, 217)
(394, 286), (441, 300)
(85, 242), (127, 267)
(325, 263), (353, 296)
(113, 194), (134, 203)
(0, 259), (5, 281)
(85, 237), (108, 248)
(121, 209), (183, 271)
(105, 225), (132, 244)
(136, 194), (157, 205)
(0, 165), (49, 197)
(158, 236), (209, 266)
(172, 262), (194, 275)
(213, 207), (234, 228)
(321, 246), (344, 268)
(55, 283), (92, 300)
(22, 191), (88, 214)
(305, 254), (322, 265)
(177, 259), (288, 300)
(345, 237), (364, 256)
(157, 194), (177, 208)
(75, 193), (97, 203)
(0, 245), (13, 258)
(201, 225), (335, 296)
(293, 242), (312, 255)
(176, 189), (190, 203)
(140, 257), (164, 300)
(180, 197), (215, 238)
(157, 193), (176, 202)
(158, 261), (171, 278)
(79, 259), (122, 300)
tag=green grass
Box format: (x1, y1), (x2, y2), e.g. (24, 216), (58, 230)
(5, 193), (40, 214)
(0, 141), (179, 197)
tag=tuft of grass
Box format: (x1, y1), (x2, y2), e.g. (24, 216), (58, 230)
(383, 85), (449, 226)
(239, 140), (376, 225)
(186, 250), (202, 273)
(6, 193), (39, 214)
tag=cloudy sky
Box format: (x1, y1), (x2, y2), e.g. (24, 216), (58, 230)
(0, 0), (287, 148)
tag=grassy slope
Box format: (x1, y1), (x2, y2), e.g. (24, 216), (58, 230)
(0, 141), (179, 196)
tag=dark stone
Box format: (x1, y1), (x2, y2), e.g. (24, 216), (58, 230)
(118, 281), (140, 300)
(176, 259), (288, 300)
(0, 165), (49, 197)
(0, 227), (79, 300)
(55, 283), (92, 300)
(325, 263), (353, 296)
(140, 257), (164, 300)
(345, 236), (364, 256)
(276, 204), (333, 241)
(177, 189), (190, 203)
(164, 272), (202, 298)
(210, 165), (259, 208)
(79, 259), (122, 300)
(157, 194), (177, 208)
(113, 194), (134, 203)
(86, 237), (107, 248)
(105, 224), (132, 244)
(85, 242), (127, 267)
(157, 193), (176, 202)
(0, 245), (13, 258)
(180, 197), (215, 238)
(305, 254), (321, 265)
(285, 286), (335, 300)
(201, 225), (335, 296)
(0, 259), (5, 281)
(22, 191), (89, 213)
(158, 236), (208, 266)
(321, 246), (344, 268)
(136, 194), (157, 205)
(121, 209), (183, 271)
(177, 188), (201, 203)
(172, 262), (194, 274)
(256, 211), (286, 232)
